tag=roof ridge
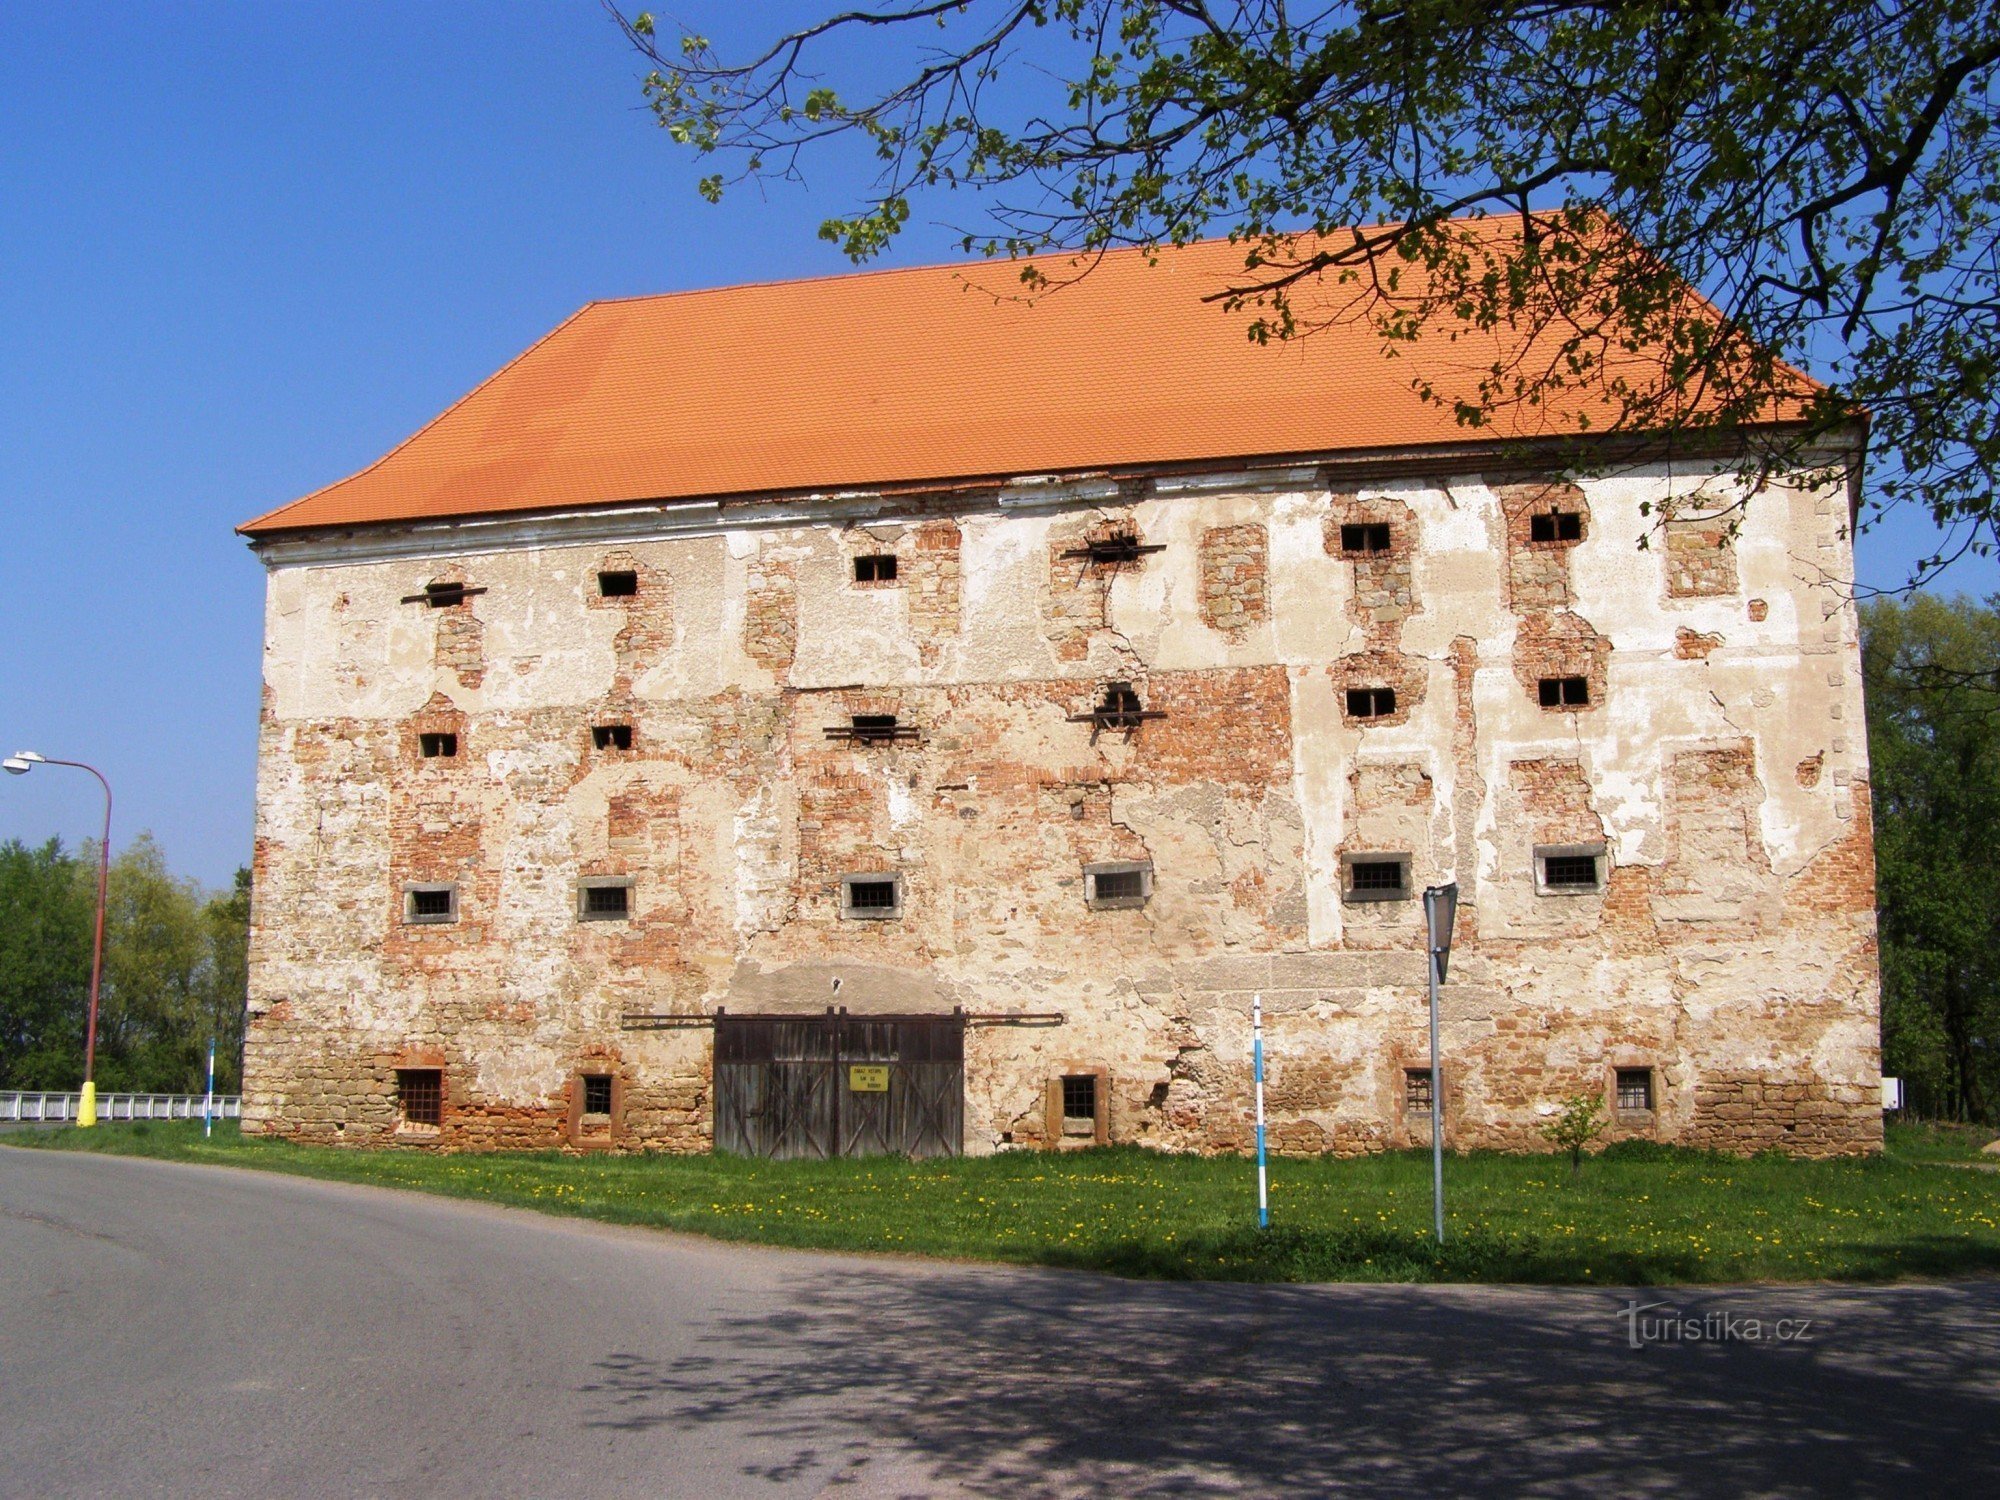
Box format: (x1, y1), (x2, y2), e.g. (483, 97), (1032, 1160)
(235, 301), (606, 535)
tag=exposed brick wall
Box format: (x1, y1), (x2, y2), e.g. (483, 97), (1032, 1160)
(1512, 609), (1611, 712)
(1198, 523), (1270, 640)
(742, 556), (798, 675)
(1494, 478), (1589, 612)
(1664, 503), (1740, 597)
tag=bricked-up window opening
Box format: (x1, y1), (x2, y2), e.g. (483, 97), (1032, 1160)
(854, 553), (899, 583)
(1617, 1069), (1655, 1112)
(1062, 533), (1166, 565)
(1542, 853), (1602, 889)
(1069, 681), (1166, 733)
(1343, 855), (1411, 902)
(1086, 862), (1152, 910)
(1340, 523), (1393, 555)
(579, 881), (632, 920)
(1346, 687), (1397, 720)
(582, 1074), (613, 1116)
(827, 713), (920, 744)
(1530, 511), (1584, 543)
(406, 886), (456, 923)
(841, 874), (903, 919)
(1539, 676), (1591, 708)
(419, 732), (458, 759)
(597, 570), (638, 597)
(592, 724), (633, 750)
(1405, 1068), (1433, 1112)
(396, 1069), (442, 1127)
(1062, 1074), (1097, 1126)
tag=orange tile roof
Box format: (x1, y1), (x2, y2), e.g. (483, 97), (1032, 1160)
(239, 233), (1767, 537)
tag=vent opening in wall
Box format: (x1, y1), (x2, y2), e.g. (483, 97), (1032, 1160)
(591, 724), (634, 751)
(579, 880), (632, 920)
(1343, 854), (1411, 902)
(419, 732), (458, 759)
(1530, 511), (1584, 543)
(1538, 676), (1591, 708)
(402, 580), (483, 608)
(1537, 845), (1607, 893)
(1085, 861), (1152, 910)
(597, 570), (639, 597)
(405, 885), (457, 924)
(1340, 522), (1393, 555)
(854, 553), (899, 583)
(1346, 687), (1397, 720)
(396, 1069), (442, 1128)
(1616, 1068), (1655, 1112)
(582, 1074), (613, 1116)
(841, 873), (903, 919)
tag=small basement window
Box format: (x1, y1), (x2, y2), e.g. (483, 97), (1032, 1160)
(419, 731), (458, 759)
(404, 885), (458, 924)
(1405, 1068), (1433, 1113)
(1538, 676), (1591, 708)
(597, 570), (639, 597)
(826, 713), (919, 744)
(1343, 854), (1411, 903)
(853, 554), (899, 584)
(1340, 522), (1393, 555)
(1061, 1074), (1098, 1135)
(841, 873), (903, 920)
(1616, 1068), (1655, 1112)
(1346, 687), (1397, 720)
(581, 1074), (613, 1117)
(1085, 861), (1152, 911)
(1530, 511), (1584, 543)
(1536, 844), (1606, 894)
(396, 1068), (442, 1128)
(592, 724), (634, 751)
(578, 879), (632, 921)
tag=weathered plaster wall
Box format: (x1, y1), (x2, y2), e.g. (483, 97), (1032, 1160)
(243, 459), (1881, 1156)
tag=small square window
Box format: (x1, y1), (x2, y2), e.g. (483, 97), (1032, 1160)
(1340, 523), (1393, 555)
(592, 724), (634, 751)
(405, 885), (457, 924)
(1530, 511), (1584, 543)
(1346, 687), (1397, 720)
(1616, 1068), (1654, 1112)
(1343, 854), (1411, 902)
(1405, 1068), (1433, 1113)
(854, 553), (899, 584)
(419, 732), (458, 759)
(396, 1068), (442, 1128)
(423, 581), (467, 609)
(1061, 1074), (1098, 1131)
(1085, 862), (1152, 910)
(578, 880), (632, 920)
(1538, 676), (1591, 708)
(841, 874), (903, 919)
(582, 1074), (613, 1116)
(597, 570), (639, 597)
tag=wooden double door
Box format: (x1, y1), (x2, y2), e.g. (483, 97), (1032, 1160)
(712, 1011), (964, 1159)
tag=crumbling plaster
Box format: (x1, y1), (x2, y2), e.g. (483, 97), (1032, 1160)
(245, 455), (1880, 1157)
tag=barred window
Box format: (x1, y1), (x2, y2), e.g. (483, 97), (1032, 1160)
(1405, 1068), (1433, 1112)
(419, 732), (458, 759)
(1616, 1069), (1655, 1112)
(1340, 522), (1393, 555)
(1346, 687), (1397, 720)
(1530, 511), (1584, 543)
(854, 554), (899, 583)
(1538, 676), (1591, 708)
(582, 1074), (613, 1116)
(396, 1069), (442, 1128)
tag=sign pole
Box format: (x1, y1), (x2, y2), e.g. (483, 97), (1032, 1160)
(204, 1037), (215, 1140)
(1253, 993), (1269, 1230)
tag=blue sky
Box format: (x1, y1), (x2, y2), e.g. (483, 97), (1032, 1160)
(1, 4), (1991, 889)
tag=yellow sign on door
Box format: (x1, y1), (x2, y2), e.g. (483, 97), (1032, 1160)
(848, 1065), (890, 1093)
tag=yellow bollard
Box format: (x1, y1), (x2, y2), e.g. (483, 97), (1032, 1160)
(77, 1081), (97, 1128)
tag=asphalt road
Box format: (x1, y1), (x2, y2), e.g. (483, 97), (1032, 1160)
(2, 1149), (1995, 1499)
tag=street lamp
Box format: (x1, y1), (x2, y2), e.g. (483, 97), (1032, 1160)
(5, 751), (112, 1128)
(1423, 881), (1460, 1246)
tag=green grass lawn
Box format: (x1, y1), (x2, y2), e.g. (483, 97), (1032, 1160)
(10, 1120), (1997, 1285)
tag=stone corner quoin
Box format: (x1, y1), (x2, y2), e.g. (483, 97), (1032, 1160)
(237, 288), (1881, 1164)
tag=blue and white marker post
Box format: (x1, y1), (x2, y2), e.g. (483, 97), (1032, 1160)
(204, 1037), (216, 1140)
(1253, 992), (1269, 1230)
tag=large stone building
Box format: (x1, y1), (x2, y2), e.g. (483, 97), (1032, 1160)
(238, 239), (1882, 1158)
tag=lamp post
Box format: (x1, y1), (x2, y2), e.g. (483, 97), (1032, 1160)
(1422, 881), (1459, 1246)
(5, 752), (112, 1128)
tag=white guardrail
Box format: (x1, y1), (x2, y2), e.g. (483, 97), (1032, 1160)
(1, 1092), (242, 1123)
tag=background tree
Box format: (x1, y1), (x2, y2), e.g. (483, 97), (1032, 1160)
(1863, 593), (2000, 1121)
(618, 1), (2000, 582)
(0, 839), (91, 1090)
